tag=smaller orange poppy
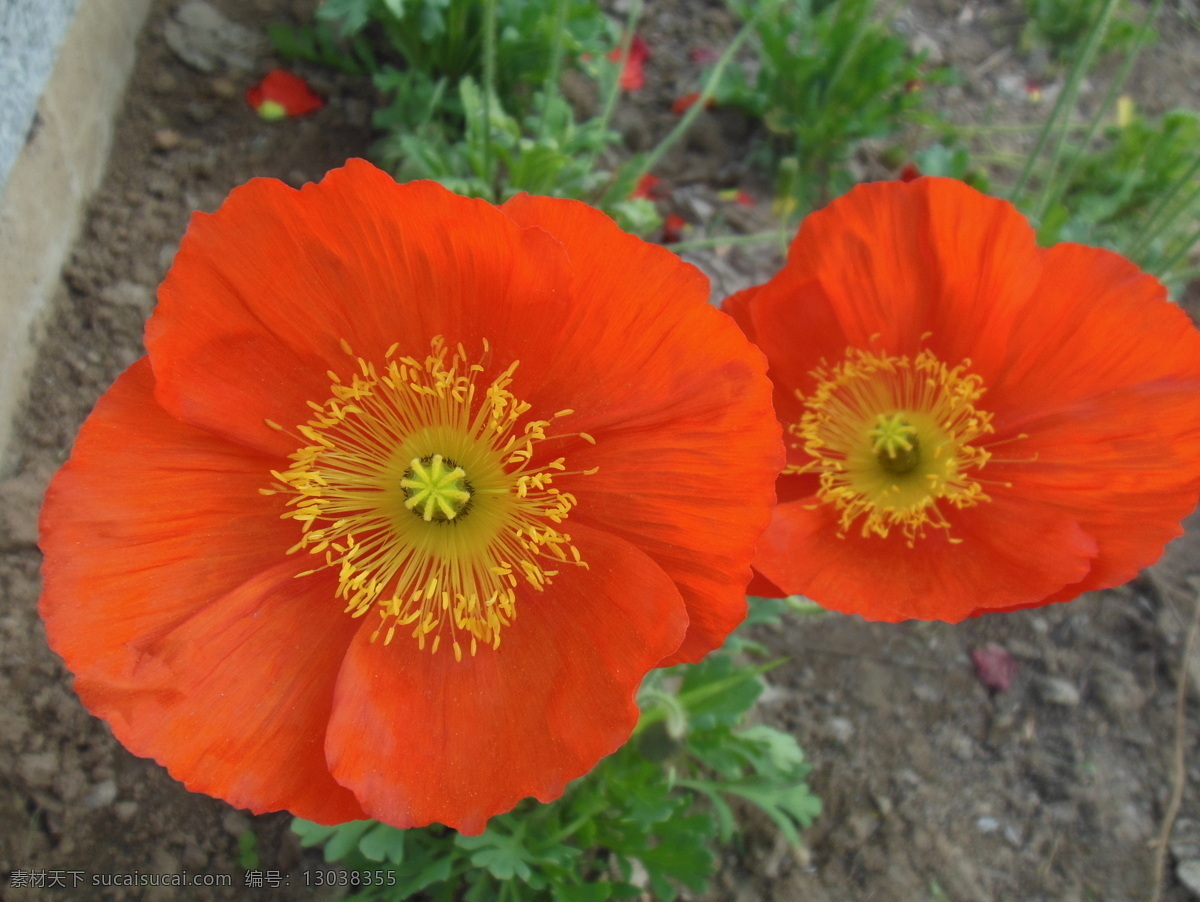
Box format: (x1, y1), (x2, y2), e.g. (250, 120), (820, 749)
(726, 176), (1200, 621)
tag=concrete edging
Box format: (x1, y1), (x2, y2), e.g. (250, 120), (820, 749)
(0, 0), (153, 474)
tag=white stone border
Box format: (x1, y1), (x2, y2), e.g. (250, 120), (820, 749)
(0, 0), (153, 473)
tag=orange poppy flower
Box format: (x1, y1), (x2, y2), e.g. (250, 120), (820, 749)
(39, 160), (782, 834)
(725, 176), (1200, 622)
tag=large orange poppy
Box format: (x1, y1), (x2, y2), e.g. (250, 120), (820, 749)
(725, 176), (1200, 622)
(39, 159), (782, 834)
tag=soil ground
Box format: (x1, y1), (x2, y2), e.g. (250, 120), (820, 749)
(2, 1), (1200, 900)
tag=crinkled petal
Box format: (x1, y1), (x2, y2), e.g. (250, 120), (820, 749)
(325, 524), (688, 834)
(754, 495), (1097, 621)
(39, 358), (292, 682)
(148, 161), (573, 458)
(990, 243), (1200, 418)
(722, 273), (843, 452)
(979, 244), (1200, 601)
(39, 358), (361, 821)
(502, 194), (783, 662)
(781, 177), (1043, 384)
(73, 560), (364, 823)
(991, 381), (1200, 602)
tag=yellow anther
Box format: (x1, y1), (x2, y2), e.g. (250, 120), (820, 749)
(791, 347), (995, 545)
(270, 336), (590, 659)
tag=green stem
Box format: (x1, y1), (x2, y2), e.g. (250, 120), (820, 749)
(603, 4), (765, 205)
(545, 800), (609, 846)
(586, 0), (643, 167)
(383, 17), (423, 74)
(1127, 152), (1200, 259)
(1049, 0), (1165, 206)
(482, 0), (497, 196)
(1155, 222), (1200, 277)
(821, 0), (879, 118)
(1010, 0), (1116, 203)
(1030, 0), (1119, 219)
(537, 0), (570, 139)
(633, 659), (784, 735)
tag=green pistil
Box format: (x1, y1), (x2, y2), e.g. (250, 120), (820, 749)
(869, 413), (920, 475)
(401, 455), (473, 522)
(256, 100), (288, 121)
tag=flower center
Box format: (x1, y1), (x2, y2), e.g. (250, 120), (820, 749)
(266, 336), (593, 660)
(401, 454), (473, 522)
(791, 347), (994, 544)
(869, 413), (920, 475)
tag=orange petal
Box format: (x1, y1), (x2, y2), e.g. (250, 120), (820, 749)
(783, 177), (1043, 382)
(722, 275), (845, 464)
(991, 380), (1200, 602)
(989, 243), (1200, 419)
(148, 161), (573, 457)
(39, 358), (291, 684)
(502, 194), (783, 662)
(39, 358), (361, 821)
(325, 524), (688, 834)
(74, 561), (364, 824)
(754, 495), (1097, 622)
(980, 244), (1200, 600)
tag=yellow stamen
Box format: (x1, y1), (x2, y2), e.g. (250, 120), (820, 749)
(270, 336), (588, 656)
(791, 347), (995, 545)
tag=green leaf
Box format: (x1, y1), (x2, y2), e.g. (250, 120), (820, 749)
(391, 839), (456, 897)
(677, 652), (767, 730)
(723, 781), (823, 847)
(291, 818), (342, 848)
(635, 812), (717, 900)
(236, 830), (260, 871)
(744, 595), (791, 627)
(553, 882), (640, 902)
(316, 0), (374, 36)
(322, 820), (376, 862)
(357, 822), (407, 863)
(737, 724), (809, 776)
(456, 826), (536, 881)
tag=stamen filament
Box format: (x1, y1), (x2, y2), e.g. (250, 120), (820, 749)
(792, 347), (998, 545)
(271, 337), (589, 657)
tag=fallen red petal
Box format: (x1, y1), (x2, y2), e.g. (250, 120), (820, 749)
(662, 213), (687, 244)
(245, 69), (324, 119)
(970, 643), (1019, 692)
(631, 173), (664, 200)
(609, 34), (651, 91)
